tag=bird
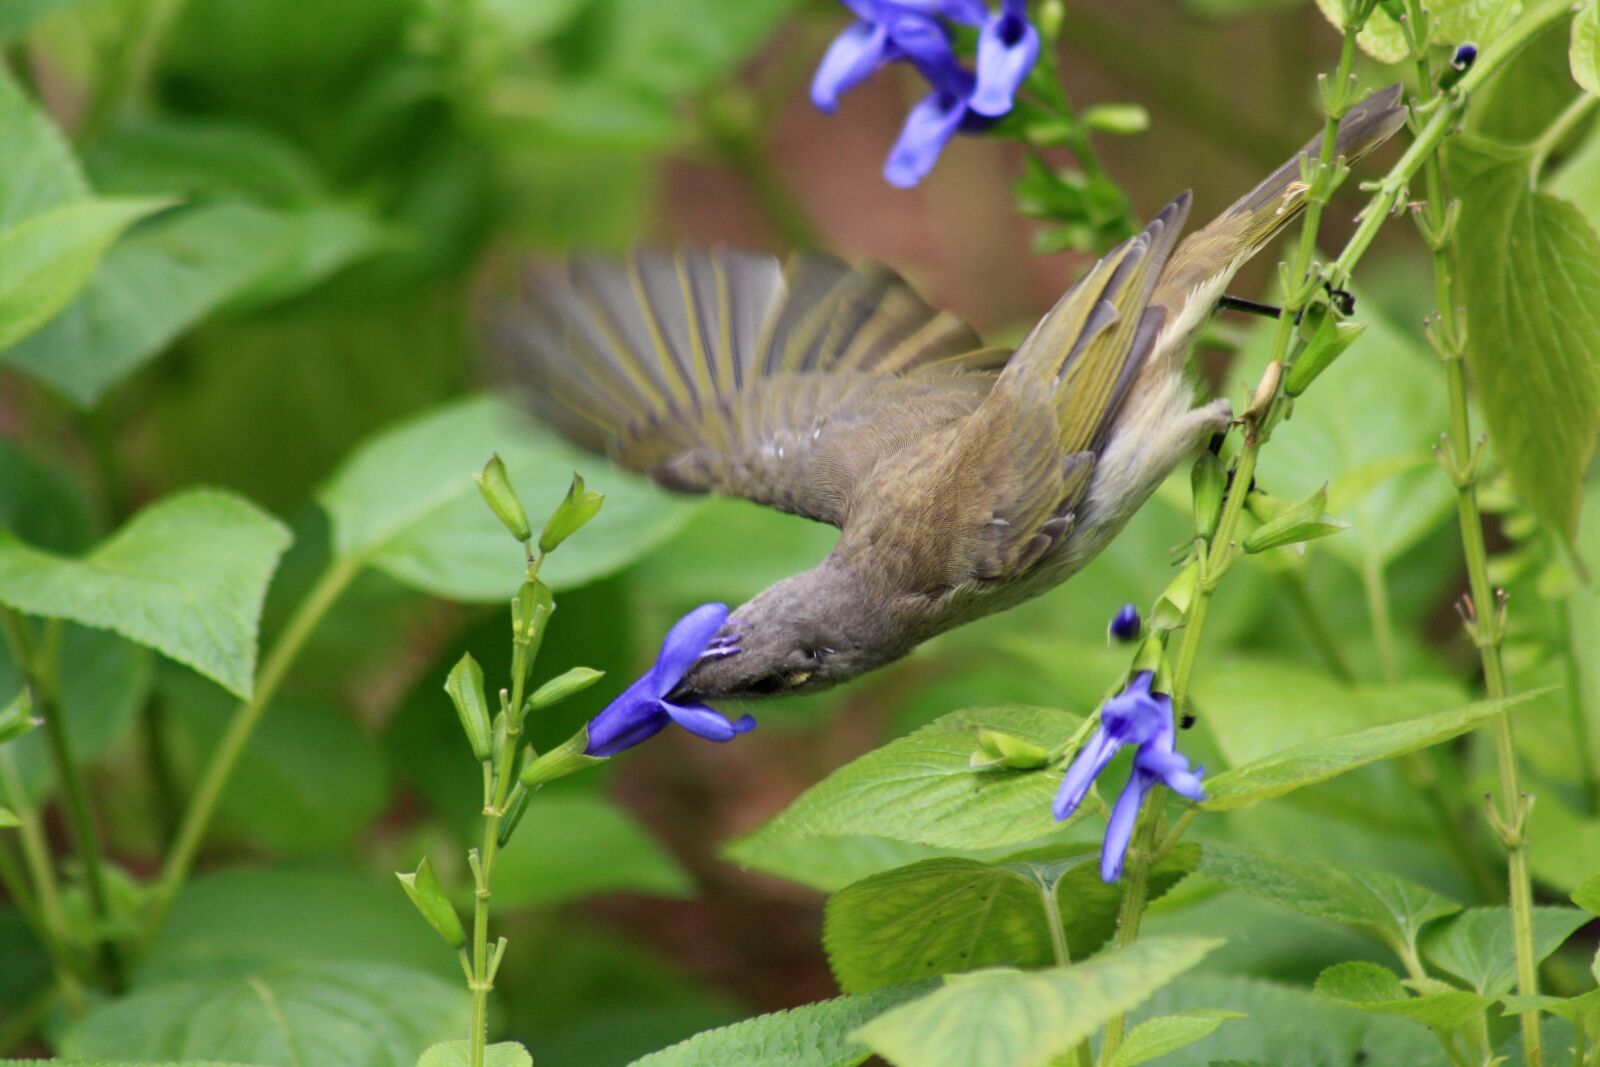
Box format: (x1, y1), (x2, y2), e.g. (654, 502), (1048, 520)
(490, 86), (1405, 704)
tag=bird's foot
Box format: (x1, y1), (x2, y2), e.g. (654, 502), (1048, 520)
(1214, 294), (1283, 319)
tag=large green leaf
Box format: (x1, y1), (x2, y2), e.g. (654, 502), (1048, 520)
(852, 938), (1220, 1067)
(4, 200), (383, 406)
(1200, 690), (1540, 811)
(318, 396), (696, 599)
(823, 845), (1198, 993)
(1198, 843), (1460, 956)
(1107, 1010), (1245, 1067)
(492, 792), (693, 907)
(60, 961), (467, 1067)
(1574, 0), (1600, 96)
(0, 197), (165, 352)
(628, 984), (929, 1067)
(417, 1041), (532, 1067)
(1314, 961), (1488, 1029)
(1420, 907), (1590, 996)
(0, 61), (86, 227)
(727, 705), (1083, 859)
(1313, 0), (1518, 61)
(1451, 135), (1600, 540)
(0, 489), (290, 698)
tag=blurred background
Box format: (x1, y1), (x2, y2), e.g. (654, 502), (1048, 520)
(1, 0), (1596, 1062)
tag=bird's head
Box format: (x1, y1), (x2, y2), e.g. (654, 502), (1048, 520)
(672, 558), (901, 702)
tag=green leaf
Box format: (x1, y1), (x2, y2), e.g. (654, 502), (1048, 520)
(3, 200), (383, 406)
(0, 1062), (261, 1066)
(852, 938), (1221, 1067)
(491, 793), (693, 908)
(1451, 135), (1600, 540)
(1107, 1009), (1245, 1067)
(1315, 961), (1487, 1030)
(0, 489), (290, 698)
(1198, 843), (1460, 956)
(1421, 906), (1590, 996)
(627, 983), (929, 1067)
(417, 1041), (533, 1067)
(728, 705), (1084, 859)
(1200, 690), (1541, 811)
(725, 833), (1021, 893)
(0, 807), (17, 828)
(61, 961), (467, 1067)
(318, 396), (696, 599)
(0, 197), (166, 352)
(823, 846), (1198, 993)
(1574, 0), (1600, 96)
(158, 670), (388, 854)
(0, 61), (86, 227)
(1572, 869), (1600, 913)
(0, 687), (35, 745)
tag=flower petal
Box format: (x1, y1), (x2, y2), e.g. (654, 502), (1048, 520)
(1052, 726), (1121, 821)
(884, 89), (968, 188)
(1100, 768), (1153, 883)
(1137, 747), (1206, 802)
(662, 700), (757, 743)
(1101, 671), (1169, 746)
(969, 8), (1038, 116)
(811, 19), (892, 112)
(652, 603), (731, 696)
(584, 676), (670, 757)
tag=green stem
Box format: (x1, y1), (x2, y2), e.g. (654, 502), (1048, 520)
(0, 748), (86, 1014)
(1097, 794), (1166, 1067)
(76, 0), (174, 145)
(1556, 605), (1600, 814)
(139, 552), (363, 952)
(0, 612), (124, 991)
(1275, 569), (1356, 684)
(1359, 548), (1399, 683)
(1040, 880), (1094, 1067)
(1528, 93), (1598, 182)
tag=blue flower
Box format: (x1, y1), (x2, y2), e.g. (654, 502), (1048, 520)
(811, 0), (1040, 188)
(584, 603), (755, 757)
(1108, 603), (1141, 643)
(1052, 672), (1204, 883)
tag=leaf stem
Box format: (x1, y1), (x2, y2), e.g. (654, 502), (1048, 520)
(0, 611), (124, 991)
(138, 551), (363, 953)
(1097, 792), (1165, 1066)
(0, 747), (85, 1013)
(1528, 93), (1598, 183)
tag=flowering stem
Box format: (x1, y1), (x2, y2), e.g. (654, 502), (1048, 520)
(0, 748), (86, 1015)
(1039, 882), (1094, 1067)
(1097, 790), (1165, 1066)
(139, 552), (363, 954)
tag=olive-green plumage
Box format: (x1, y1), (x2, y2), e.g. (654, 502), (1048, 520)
(492, 86), (1405, 701)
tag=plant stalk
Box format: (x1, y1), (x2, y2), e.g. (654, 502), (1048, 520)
(0, 747), (86, 1013)
(139, 552), (363, 952)
(1097, 793), (1166, 1066)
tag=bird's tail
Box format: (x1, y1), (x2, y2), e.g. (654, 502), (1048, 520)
(1149, 84), (1407, 323)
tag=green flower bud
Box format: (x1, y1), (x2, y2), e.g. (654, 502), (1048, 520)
(474, 454), (531, 543)
(396, 856), (465, 949)
(528, 667), (605, 712)
(1243, 486), (1347, 553)
(0, 688), (38, 745)
(539, 472), (604, 554)
(1286, 317), (1365, 397)
(1190, 452), (1225, 541)
(519, 728), (605, 789)
(1080, 103), (1150, 136)
(970, 728), (1051, 771)
(443, 653), (493, 761)
(1151, 561), (1199, 631)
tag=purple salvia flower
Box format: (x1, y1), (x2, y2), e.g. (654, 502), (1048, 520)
(584, 603), (755, 757)
(970, 0), (1039, 116)
(1108, 603), (1141, 643)
(1052, 671), (1205, 883)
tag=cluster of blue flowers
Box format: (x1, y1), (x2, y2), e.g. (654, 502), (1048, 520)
(811, 0), (1040, 187)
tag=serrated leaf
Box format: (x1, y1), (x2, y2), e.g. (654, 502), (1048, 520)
(1574, 0), (1600, 96)
(1313, 0), (1411, 62)
(1200, 690), (1540, 810)
(0, 197), (166, 352)
(824, 846), (1198, 993)
(728, 705), (1084, 858)
(853, 938), (1220, 1067)
(1451, 134), (1600, 540)
(61, 961), (467, 1067)
(628, 983), (929, 1067)
(1108, 1009), (1245, 1067)
(0, 489), (290, 698)
(1421, 906), (1589, 996)
(1315, 961), (1487, 1029)
(417, 1040), (532, 1067)
(3, 201), (381, 407)
(1432, 0), (1522, 43)
(1198, 843), (1460, 955)
(318, 396), (695, 599)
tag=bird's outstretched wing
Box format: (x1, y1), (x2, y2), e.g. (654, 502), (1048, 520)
(969, 194), (1190, 577)
(491, 247), (1007, 527)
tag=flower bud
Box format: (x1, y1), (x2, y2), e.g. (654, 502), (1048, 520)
(970, 728), (1051, 771)
(1151, 562), (1199, 631)
(396, 856), (465, 949)
(1190, 452), (1225, 540)
(1108, 604), (1141, 643)
(539, 472), (604, 554)
(520, 728), (607, 789)
(474, 454), (531, 544)
(1243, 486), (1347, 553)
(1286, 316), (1365, 397)
(528, 667), (605, 712)
(443, 653), (493, 761)
(1080, 103), (1149, 136)
(0, 689), (38, 745)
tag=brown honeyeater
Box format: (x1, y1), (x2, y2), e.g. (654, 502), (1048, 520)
(491, 86), (1405, 703)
